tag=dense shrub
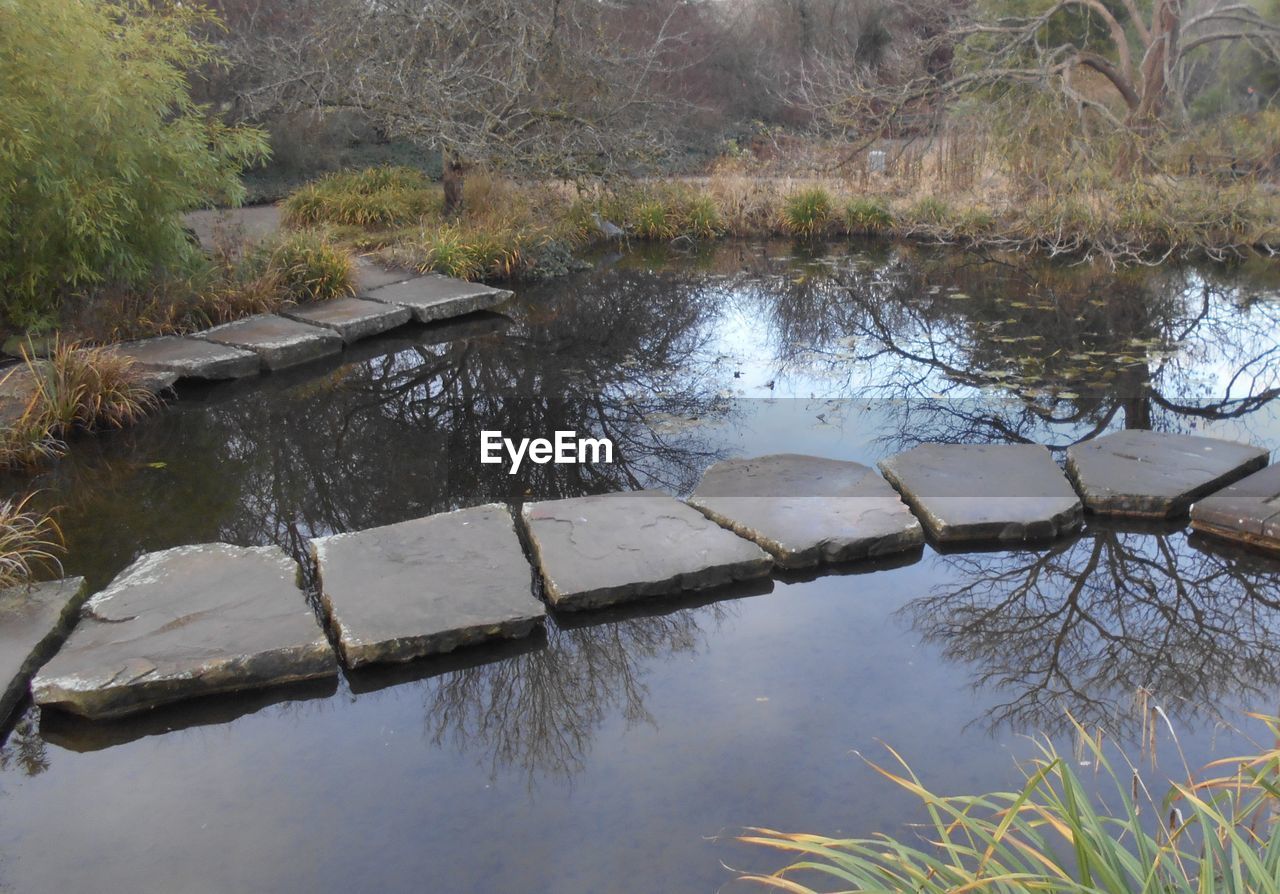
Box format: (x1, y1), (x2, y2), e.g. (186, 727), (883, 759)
(264, 232), (356, 303)
(781, 189), (834, 237)
(0, 0), (268, 331)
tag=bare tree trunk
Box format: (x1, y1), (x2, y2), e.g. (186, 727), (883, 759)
(443, 153), (467, 217)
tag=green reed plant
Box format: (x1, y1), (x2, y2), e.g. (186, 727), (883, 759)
(686, 196), (725, 240)
(282, 167), (438, 229)
(782, 189), (834, 238)
(264, 231), (356, 303)
(843, 198), (894, 235)
(0, 493), (62, 591)
(739, 714), (1280, 894)
(0, 339), (160, 470)
(631, 200), (682, 240)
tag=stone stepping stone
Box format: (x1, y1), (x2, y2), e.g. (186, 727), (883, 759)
(686, 454), (924, 569)
(1, 577), (89, 722)
(311, 504), (545, 668)
(281, 297), (412, 344)
(878, 443), (1082, 544)
(32, 544), (336, 719)
(111, 335), (259, 381)
(194, 313), (342, 370)
(1190, 463), (1280, 552)
(1066, 429), (1269, 518)
(362, 274), (512, 322)
(521, 490), (773, 611)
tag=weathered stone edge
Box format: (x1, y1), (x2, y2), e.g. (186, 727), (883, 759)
(684, 496), (925, 569)
(1065, 450), (1269, 518)
(0, 577), (89, 724)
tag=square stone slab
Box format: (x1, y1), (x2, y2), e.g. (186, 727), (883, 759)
(878, 443), (1083, 544)
(32, 544), (336, 719)
(361, 274), (513, 322)
(311, 503), (545, 668)
(521, 490), (773, 611)
(1, 577), (88, 722)
(1066, 430), (1269, 518)
(111, 335), (260, 380)
(281, 297), (412, 344)
(1190, 463), (1280, 552)
(194, 314), (343, 370)
(687, 454), (924, 569)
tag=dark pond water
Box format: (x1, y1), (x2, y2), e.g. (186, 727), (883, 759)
(4, 240), (1280, 892)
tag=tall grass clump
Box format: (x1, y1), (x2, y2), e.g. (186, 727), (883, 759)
(264, 231), (355, 303)
(781, 189), (834, 238)
(398, 222), (545, 281)
(740, 714), (1280, 894)
(282, 167), (438, 228)
(843, 198), (894, 235)
(0, 339), (160, 470)
(0, 494), (62, 591)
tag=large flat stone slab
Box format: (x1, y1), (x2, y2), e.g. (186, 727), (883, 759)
(32, 544), (336, 719)
(878, 443), (1082, 544)
(1, 578), (88, 722)
(111, 335), (260, 381)
(281, 297), (412, 344)
(1190, 463), (1280, 552)
(194, 314), (342, 370)
(312, 503), (545, 668)
(687, 454), (924, 568)
(521, 490), (773, 611)
(362, 274), (512, 322)
(1066, 430), (1269, 518)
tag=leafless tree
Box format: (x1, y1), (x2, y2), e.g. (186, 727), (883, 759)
(223, 0), (687, 213)
(793, 0), (1280, 168)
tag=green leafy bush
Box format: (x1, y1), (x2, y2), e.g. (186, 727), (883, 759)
(0, 0), (268, 330)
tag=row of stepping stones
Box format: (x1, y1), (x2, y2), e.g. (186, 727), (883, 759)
(110, 273), (511, 381)
(2, 429), (1275, 723)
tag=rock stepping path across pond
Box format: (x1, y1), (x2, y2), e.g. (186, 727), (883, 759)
(687, 454), (924, 568)
(17, 431), (1280, 723)
(195, 313), (344, 370)
(1190, 463), (1280, 553)
(878, 443), (1083, 544)
(112, 335), (261, 381)
(521, 491), (774, 610)
(361, 274), (513, 322)
(31, 544), (336, 719)
(281, 297), (413, 344)
(1, 577), (88, 723)
(312, 504), (545, 668)
(1067, 430), (1269, 518)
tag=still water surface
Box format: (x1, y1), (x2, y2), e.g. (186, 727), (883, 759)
(3, 241), (1280, 892)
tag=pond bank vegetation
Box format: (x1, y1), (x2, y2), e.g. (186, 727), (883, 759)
(739, 712), (1280, 893)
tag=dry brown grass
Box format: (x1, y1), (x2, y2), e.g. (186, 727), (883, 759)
(0, 493), (62, 591)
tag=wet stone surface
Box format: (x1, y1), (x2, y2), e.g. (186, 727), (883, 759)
(878, 443), (1083, 544)
(195, 314), (343, 371)
(312, 503), (545, 668)
(362, 274), (513, 322)
(0, 577), (89, 722)
(687, 454), (924, 568)
(282, 297), (412, 344)
(1190, 463), (1280, 551)
(111, 335), (260, 381)
(521, 490), (774, 611)
(32, 544), (336, 719)
(1067, 430), (1269, 518)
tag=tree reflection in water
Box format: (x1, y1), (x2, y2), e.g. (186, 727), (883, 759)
(743, 244), (1280, 448)
(362, 596), (745, 782)
(904, 523), (1280, 736)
